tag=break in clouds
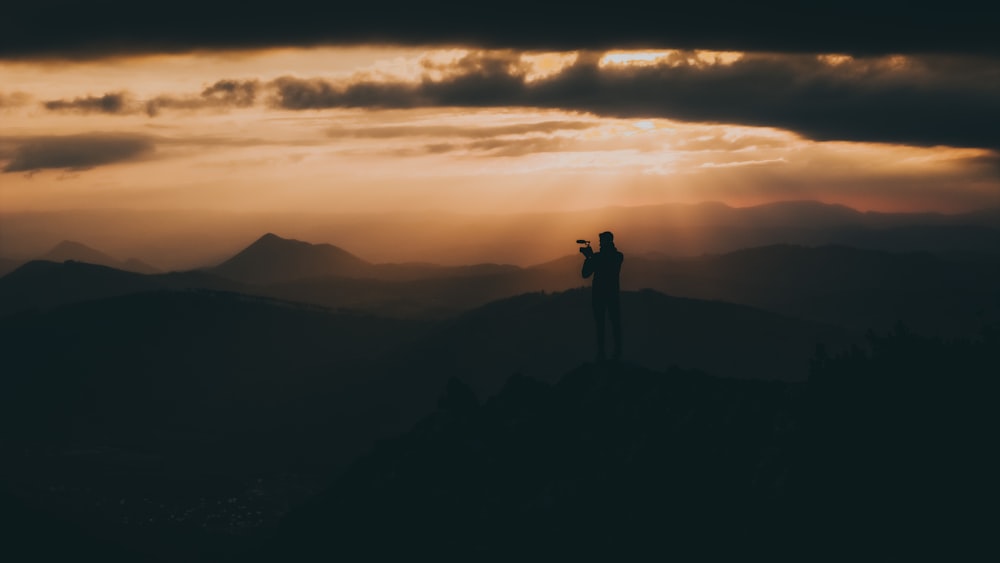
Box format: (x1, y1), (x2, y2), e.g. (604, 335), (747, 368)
(39, 51), (1000, 151)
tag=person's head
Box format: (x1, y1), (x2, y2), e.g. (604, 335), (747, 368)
(599, 231), (614, 249)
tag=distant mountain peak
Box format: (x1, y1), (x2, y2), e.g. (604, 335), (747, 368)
(246, 232), (324, 251)
(41, 240), (118, 264)
(50, 239), (95, 252)
(36, 240), (159, 274)
(212, 233), (371, 284)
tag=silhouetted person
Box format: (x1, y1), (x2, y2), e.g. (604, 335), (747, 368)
(581, 231), (623, 361)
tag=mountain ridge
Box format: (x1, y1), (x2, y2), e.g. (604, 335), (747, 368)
(265, 327), (998, 561)
(40, 240), (160, 274)
(4, 200), (1000, 268)
(210, 232), (372, 284)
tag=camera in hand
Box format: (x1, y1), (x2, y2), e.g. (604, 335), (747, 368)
(577, 239), (594, 257)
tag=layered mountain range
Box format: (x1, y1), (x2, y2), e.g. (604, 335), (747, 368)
(4, 229), (999, 334)
(4, 200), (1000, 269)
(2, 202), (997, 561)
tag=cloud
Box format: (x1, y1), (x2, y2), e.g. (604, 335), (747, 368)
(0, 91), (32, 108)
(35, 50), (1000, 152)
(2, 133), (155, 172)
(44, 92), (130, 113)
(145, 79), (259, 116)
(42, 80), (259, 116)
(326, 120), (597, 139)
(464, 137), (571, 157)
(2, 2), (999, 60)
(384, 137), (574, 158)
(272, 51), (1000, 150)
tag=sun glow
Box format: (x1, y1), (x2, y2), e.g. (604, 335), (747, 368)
(1, 46), (997, 225)
(600, 51), (674, 66)
(599, 50), (745, 68)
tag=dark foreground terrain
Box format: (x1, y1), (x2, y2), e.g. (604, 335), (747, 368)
(2, 228), (997, 561)
(261, 327), (996, 561)
(4, 320), (994, 561)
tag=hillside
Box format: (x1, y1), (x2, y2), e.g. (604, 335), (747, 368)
(0, 260), (161, 316)
(0, 290), (425, 464)
(2, 288), (991, 561)
(0, 260), (245, 316)
(6, 240), (998, 339)
(0, 287), (843, 455)
(0, 257), (21, 277)
(533, 244), (1000, 335)
(401, 288), (855, 394)
(267, 326), (998, 560)
(268, 361), (806, 561)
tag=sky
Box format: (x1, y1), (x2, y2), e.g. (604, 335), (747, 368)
(1, 3), (999, 262)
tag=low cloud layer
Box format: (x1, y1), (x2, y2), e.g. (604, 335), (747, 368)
(2, 133), (155, 172)
(273, 51), (1000, 150)
(3, 2), (999, 60)
(327, 121), (596, 139)
(43, 80), (258, 116)
(0, 91), (32, 108)
(44, 93), (128, 114)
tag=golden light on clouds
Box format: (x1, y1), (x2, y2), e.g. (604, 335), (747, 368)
(1, 46), (998, 220)
(600, 51), (674, 66)
(522, 52), (580, 81)
(817, 54), (853, 66)
(599, 50), (744, 67)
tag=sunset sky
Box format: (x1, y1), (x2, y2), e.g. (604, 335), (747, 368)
(2, 3), (999, 263)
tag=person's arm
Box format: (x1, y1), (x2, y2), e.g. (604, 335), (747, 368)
(582, 254), (595, 278)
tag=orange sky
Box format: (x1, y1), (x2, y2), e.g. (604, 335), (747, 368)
(2, 47), (998, 218)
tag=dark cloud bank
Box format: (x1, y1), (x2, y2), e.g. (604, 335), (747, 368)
(41, 52), (1000, 151)
(3, 2), (999, 59)
(1, 134), (154, 172)
(277, 52), (1000, 150)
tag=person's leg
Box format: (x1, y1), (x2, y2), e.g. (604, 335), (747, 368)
(593, 298), (606, 361)
(609, 293), (622, 360)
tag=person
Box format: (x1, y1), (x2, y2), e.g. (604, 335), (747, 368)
(581, 231), (623, 361)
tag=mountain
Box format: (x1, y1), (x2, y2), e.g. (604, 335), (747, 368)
(0, 259), (245, 316)
(211, 232), (372, 284)
(531, 244), (1000, 336)
(0, 289), (427, 561)
(211, 232), (523, 286)
(0, 257), (22, 277)
(0, 290), (425, 461)
(0, 260), (160, 316)
(7, 239), (997, 337)
(267, 362), (808, 561)
(6, 201), (1000, 270)
(398, 288), (855, 398)
(838, 224), (1000, 256)
(0, 286), (853, 485)
(40, 240), (160, 274)
(265, 327), (998, 561)
(4, 286), (989, 561)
